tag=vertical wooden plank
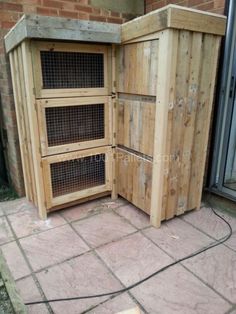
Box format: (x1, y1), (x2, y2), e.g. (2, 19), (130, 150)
(150, 29), (178, 227)
(166, 31), (192, 219)
(9, 51), (31, 200)
(177, 32), (203, 214)
(188, 35), (221, 210)
(18, 45), (38, 205)
(111, 44), (118, 200)
(21, 40), (47, 219)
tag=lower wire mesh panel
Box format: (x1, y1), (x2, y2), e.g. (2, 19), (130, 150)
(46, 104), (105, 147)
(50, 154), (106, 197)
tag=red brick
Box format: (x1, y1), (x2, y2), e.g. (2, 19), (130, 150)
(89, 14), (106, 22)
(100, 8), (110, 16)
(23, 4), (37, 14)
(214, 0), (225, 9)
(78, 12), (89, 19)
(1, 21), (16, 29)
(166, 0), (186, 4)
(36, 6), (58, 15)
(188, 0), (208, 6)
(92, 7), (100, 14)
(74, 4), (92, 13)
(110, 11), (120, 17)
(210, 7), (225, 14)
(194, 1), (214, 11)
(59, 10), (78, 18)
(0, 11), (21, 22)
(106, 17), (123, 24)
(146, 4), (152, 12)
(42, 0), (62, 9)
(2, 2), (23, 12)
(152, 0), (167, 10)
(77, 0), (88, 4)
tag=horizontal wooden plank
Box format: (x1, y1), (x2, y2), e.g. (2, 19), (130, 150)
(169, 6), (226, 36)
(4, 14), (121, 53)
(121, 4), (226, 42)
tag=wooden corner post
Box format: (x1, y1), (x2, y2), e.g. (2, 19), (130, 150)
(150, 29), (178, 227)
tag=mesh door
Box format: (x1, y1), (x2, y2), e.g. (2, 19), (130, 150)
(45, 104), (105, 147)
(40, 51), (104, 89)
(50, 154), (106, 197)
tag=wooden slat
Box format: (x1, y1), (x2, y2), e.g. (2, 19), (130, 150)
(117, 96), (155, 157)
(165, 31), (192, 219)
(17, 45), (37, 205)
(121, 5), (226, 43)
(169, 6), (226, 36)
(150, 29), (179, 227)
(117, 148), (152, 214)
(5, 14), (121, 53)
(116, 40), (159, 96)
(21, 40), (47, 219)
(111, 44), (118, 200)
(9, 51), (31, 200)
(188, 35), (221, 210)
(177, 32), (203, 215)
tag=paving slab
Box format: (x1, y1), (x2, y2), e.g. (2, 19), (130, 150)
(0, 217), (14, 245)
(8, 207), (66, 238)
(115, 204), (150, 229)
(86, 293), (144, 314)
(73, 211), (136, 248)
(131, 264), (230, 314)
(60, 199), (104, 222)
(97, 232), (173, 286)
(16, 276), (49, 314)
(144, 217), (213, 259)
(182, 207), (236, 239)
(36, 252), (122, 314)
(20, 225), (89, 271)
(1, 242), (31, 280)
(183, 245), (236, 303)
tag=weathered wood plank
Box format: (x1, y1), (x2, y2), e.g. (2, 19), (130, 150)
(21, 40), (47, 219)
(116, 40), (159, 96)
(166, 30), (192, 219)
(177, 32), (203, 215)
(121, 4), (226, 43)
(188, 35), (221, 210)
(117, 96), (155, 157)
(150, 29), (179, 227)
(5, 14), (121, 53)
(117, 148), (152, 214)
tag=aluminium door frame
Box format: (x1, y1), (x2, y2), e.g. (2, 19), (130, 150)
(209, 0), (236, 199)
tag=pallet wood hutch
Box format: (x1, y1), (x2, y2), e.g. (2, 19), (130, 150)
(5, 5), (226, 227)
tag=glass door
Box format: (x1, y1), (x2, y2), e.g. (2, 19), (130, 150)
(209, 0), (236, 200)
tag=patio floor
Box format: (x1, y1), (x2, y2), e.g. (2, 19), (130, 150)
(0, 196), (236, 314)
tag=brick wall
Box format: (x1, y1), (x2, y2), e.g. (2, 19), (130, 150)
(0, 0), (136, 196)
(145, 0), (226, 14)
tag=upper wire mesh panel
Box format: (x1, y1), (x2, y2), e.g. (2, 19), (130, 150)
(46, 104), (105, 147)
(50, 153), (106, 197)
(40, 51), (104, 89)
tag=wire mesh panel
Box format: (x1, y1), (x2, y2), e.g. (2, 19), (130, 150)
(40, 51), (104, 89)
(50, 153), (106, 197)
(45, 104), (105, 147)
